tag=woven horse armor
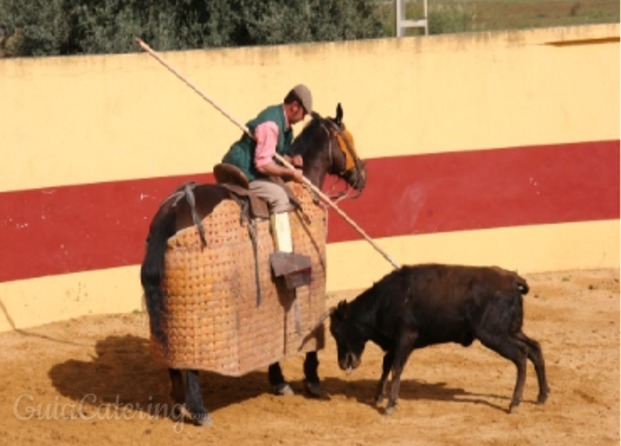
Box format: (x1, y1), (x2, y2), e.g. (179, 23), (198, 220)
(152, 183), (327, 376)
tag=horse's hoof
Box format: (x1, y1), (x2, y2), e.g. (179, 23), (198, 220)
(170, 404), (185, 422)
(192, 414), (213, 427)
(272, 383), (294, 396)
(173, 405), (212, 427)
(304, 380), (322, 398)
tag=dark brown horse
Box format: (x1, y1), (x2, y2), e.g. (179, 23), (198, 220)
(141, 104), (366, 426)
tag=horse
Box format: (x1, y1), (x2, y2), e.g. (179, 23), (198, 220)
(140, 103), (366, 426)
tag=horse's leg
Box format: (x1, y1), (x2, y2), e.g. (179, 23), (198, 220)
(303, 351), (322, 397)
(268, 362), (294, 396)
(168, 368), (185, 420)
(184, 370), (212, 426)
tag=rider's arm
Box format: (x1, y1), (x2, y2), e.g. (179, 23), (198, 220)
(254, 122), (303, 182)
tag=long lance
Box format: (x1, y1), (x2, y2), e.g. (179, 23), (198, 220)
(135, 38), (400, 270)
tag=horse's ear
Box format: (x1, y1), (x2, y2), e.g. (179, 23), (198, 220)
(335, 103), (343, 125)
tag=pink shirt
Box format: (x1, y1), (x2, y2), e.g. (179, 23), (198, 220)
(254, 107), (290, 169)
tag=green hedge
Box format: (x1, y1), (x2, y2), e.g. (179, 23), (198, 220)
(0, 0), (383, 57)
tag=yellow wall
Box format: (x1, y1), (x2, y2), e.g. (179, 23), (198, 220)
(0, 24), (618, 331)
(1, 220), (618, 332)
(1, 24), (618, 192)
(327, 220), (620, 292)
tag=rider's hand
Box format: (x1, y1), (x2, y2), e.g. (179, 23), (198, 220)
(292, 168), (304, 183)
(291, 154), (303, 168)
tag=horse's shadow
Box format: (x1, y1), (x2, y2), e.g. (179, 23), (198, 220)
(321, 376), (511, 413)
(48, 334), (273, 418)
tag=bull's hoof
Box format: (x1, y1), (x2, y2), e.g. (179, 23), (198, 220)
(304, 380), (322, 398)
(537, 389), (550, 404)
(383, 405), (396, 416)
(272, 383), (294, 396)
(508, 400), (520, 414)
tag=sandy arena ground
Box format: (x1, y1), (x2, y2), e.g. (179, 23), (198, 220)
(0, 268), (618, 445)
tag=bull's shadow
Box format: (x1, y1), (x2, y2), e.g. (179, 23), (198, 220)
(321, 376), (511, 413)
(48, 334), (274, 418)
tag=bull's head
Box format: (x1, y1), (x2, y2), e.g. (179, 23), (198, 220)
(329, 300), (367, 374)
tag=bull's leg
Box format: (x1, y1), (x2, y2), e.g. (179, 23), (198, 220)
(385, 332), (417, 415)
(478, 334), (527, 412)
(303, 352), (322, 398)
(184, 370), (212, 426)
(385, 355), (410, 416)
(515, 332), (550, 404)
(268, 362), (294, 396)
(375, 351), (394, 405)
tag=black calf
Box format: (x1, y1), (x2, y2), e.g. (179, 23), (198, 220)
(329, 264), (550, 414)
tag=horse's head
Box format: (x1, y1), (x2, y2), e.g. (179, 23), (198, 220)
(293, 103), (367, 193)
(325, 103), (367, 192)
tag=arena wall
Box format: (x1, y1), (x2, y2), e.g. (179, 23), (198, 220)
(0, 24), (618, 331)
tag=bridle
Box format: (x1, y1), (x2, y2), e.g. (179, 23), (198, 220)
(320, 118), (365, 201)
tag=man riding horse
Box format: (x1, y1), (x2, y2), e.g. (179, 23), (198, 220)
(221, 84), (318, 395)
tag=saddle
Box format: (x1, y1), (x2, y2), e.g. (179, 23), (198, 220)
(213, 163), (311, 289)
(213, 163), (303, 219)
(213, 163), (270, 219)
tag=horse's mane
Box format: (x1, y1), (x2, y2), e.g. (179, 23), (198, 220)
(291, 114), (328, 159)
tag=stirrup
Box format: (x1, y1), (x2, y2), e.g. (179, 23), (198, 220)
(270, 251), (312, 289)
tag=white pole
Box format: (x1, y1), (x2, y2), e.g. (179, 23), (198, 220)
(135, 38), (401, 270)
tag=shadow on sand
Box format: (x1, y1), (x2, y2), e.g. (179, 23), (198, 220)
(321, 376), (512, 414)
(48, 334), (511, 423)
(48, 334), (276, 420)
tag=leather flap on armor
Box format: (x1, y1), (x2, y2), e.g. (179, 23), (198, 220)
(214, 163), (250, 189)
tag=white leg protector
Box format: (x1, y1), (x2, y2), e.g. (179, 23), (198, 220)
(269, 212), (311, 290)
(271, 212), (293, 253)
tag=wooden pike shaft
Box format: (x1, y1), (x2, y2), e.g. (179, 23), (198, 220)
(135, 37), (401, 270)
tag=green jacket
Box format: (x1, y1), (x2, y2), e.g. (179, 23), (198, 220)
(222, 104), (294, 181)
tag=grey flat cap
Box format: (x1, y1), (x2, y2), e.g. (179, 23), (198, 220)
(291, 84), (313, 114)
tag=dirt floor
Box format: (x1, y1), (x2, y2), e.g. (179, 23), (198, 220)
(0, 268), (618, 445)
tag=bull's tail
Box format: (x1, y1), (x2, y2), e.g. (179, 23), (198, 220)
(140, 210), (176, 346)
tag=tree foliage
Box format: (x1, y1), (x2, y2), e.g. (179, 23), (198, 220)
(0, 0), (384, 58)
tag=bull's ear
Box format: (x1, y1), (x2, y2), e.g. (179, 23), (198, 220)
(336, 300), (350, 319)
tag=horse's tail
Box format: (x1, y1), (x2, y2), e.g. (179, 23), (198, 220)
(140, 209), (176, 346)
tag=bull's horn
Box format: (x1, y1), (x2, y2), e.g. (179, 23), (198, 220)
(297, 307), (335, 351)
(308, 307), (335, 334)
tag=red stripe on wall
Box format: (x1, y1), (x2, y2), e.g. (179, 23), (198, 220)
(0, 174), (209, 284)
(0, 140), (618, 283)
(328, 140), (620, 241)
